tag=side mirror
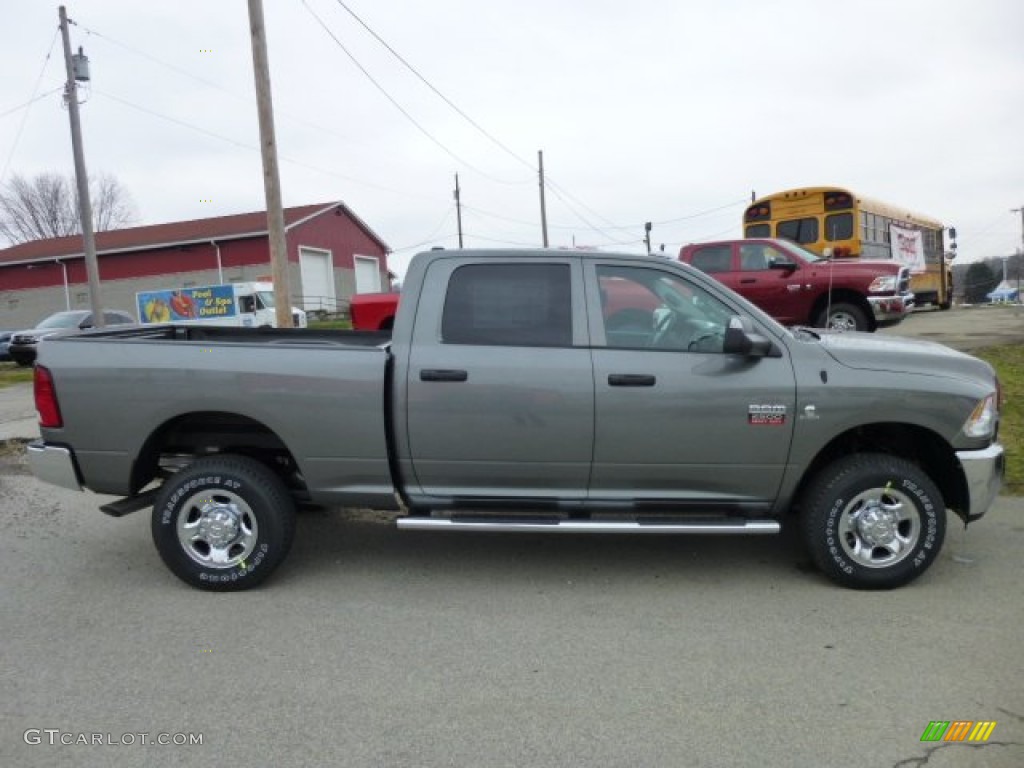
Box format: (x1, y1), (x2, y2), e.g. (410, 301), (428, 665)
(769, 259), (797, 272)
(723, 316), (779, 357)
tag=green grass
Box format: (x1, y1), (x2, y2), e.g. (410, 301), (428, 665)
(975, 345), (1023, 495)
(307, 318), (352, 330)
(0, 362), (33, 388)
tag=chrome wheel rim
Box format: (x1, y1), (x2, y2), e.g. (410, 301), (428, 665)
(176, 489), (259, 569)
(838, 487), (920, 568)
(827, 311), (859, 332)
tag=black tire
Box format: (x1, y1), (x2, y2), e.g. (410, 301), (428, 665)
(152, 455), (296, 591)
(800, 454), (945, 589)
(815, 302), (868, 332)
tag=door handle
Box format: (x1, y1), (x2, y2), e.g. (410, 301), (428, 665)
(420, 369), (468, 382)
(740, 278), (756, 284)
(608, 374), (656, 387)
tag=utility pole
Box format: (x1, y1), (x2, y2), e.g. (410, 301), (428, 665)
(538, 150), (549, 247)
(58, 6), (104, 326)
(644, 222), (652, 255)
(454, 174), (463, 248)
(247, 0), (293, 327)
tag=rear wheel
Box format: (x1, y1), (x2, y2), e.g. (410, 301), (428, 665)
(800, 454), (945, 589)
(815, 302), (868, 332)
(152, 455), (296, 591)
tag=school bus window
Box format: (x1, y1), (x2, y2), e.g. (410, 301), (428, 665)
(825, 213), (853, 241)
(776, 217), (818, 245)
(746, 223), (770, 238)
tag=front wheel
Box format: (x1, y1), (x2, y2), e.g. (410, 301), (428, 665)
(152, 455), (297, 591)
(815, 302), (868, 332)
(800, 454), (945, 589)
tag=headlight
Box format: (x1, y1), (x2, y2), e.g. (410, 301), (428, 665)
(868, 275), (898, 293)
(963, 394), (997, 438)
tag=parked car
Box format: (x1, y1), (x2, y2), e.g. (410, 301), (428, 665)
(8, 310), (135, 366)
(678, 238), (913, 332)
(0, 330), (14, 362)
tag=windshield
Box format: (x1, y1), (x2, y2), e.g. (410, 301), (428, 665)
(255, 290), (275, 309)
(785, 241), (827, 263)
(36, 311), (88, 329)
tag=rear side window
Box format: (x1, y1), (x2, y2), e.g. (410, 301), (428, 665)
(689, 245), (732, 273)
(441, 263), (572, 347)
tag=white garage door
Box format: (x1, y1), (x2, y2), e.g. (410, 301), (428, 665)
(354, 255), (382, 293)
(299, 247), (335, 311)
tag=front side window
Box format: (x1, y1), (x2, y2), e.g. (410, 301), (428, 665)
(597, 265), (733, 353)
(442, 263), (572, 347)
(738, 243), (787, 271)
(776, 217), (819, 245)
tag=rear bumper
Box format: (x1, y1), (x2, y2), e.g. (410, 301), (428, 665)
(956, 443), (1005, 522)
(26, 441), (82, 492)
(868, 293), (914, 326)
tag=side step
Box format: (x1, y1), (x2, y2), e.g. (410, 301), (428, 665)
(397, 517), (780, 535)
(100, 488), (159, 518)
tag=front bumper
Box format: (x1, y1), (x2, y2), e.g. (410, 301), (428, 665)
(26, 441), (82, 492)
(868, 293), (914, 326)
(956, 443), (1005, 522)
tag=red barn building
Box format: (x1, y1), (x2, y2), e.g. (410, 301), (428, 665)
(0, 201), (389, 329)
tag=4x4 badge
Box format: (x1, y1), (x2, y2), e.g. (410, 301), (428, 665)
(748, 404), (786, 425)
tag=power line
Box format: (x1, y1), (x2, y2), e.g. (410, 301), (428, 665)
(93, 89), (434, 200)
(75, 22), (370, 148)
(327, 0), (634, 238)
(1, 27), (61, 182)
(300, 0), (518, 185)
(333, 0), (535, 178)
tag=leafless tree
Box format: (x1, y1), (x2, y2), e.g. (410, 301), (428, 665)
(0, 172), (138, 245)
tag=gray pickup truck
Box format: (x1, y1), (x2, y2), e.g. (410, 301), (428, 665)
(28, 249), (1004, 591)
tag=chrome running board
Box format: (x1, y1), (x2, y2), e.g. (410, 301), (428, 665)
(397, 517), (780, 535)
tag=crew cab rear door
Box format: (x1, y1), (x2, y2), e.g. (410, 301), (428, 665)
(402, 256), (594, 501)
(586, 259), (797, 508)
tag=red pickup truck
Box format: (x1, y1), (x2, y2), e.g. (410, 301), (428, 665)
(678, 238), (913, 332)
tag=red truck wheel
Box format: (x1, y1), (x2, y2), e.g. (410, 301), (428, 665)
(800, 454), (945, 589)
(152, 455), (296, 591)
(816, 302), (868, 332)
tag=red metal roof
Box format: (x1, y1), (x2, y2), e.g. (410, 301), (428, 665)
(0, 201), (388, 265)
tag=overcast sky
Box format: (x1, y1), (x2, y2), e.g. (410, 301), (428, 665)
(2, 0), (1022, 276)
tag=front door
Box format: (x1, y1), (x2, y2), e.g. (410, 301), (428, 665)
(587, 261), (796, 507)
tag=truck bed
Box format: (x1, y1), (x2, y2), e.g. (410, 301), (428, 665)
(35, 323), (396, 505)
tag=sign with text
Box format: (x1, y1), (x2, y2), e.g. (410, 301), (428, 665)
(890, 224), (925, 274)
(137, 285), (237, 324)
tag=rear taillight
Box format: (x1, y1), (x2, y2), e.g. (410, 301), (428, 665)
(34, 365), (63, 428)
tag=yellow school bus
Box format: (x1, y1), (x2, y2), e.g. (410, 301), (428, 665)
(743, 186), (955, 308)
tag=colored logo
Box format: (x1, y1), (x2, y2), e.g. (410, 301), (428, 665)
(920, 721), (996, 742)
